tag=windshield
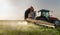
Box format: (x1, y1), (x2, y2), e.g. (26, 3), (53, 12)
(42, 12), (49, 17)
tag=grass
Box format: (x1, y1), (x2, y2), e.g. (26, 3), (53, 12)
(0, 20), (60, 35)
(0, 27), (60, 35)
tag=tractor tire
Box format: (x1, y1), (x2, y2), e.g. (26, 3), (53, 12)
(53, 20), (60, 28)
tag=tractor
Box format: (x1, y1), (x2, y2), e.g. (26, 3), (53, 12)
(36, 9), (60, 28)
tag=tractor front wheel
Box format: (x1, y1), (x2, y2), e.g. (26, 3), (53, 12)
(53, 20), (60, 28)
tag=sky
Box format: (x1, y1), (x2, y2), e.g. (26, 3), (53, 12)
(0, 0), (60, 20)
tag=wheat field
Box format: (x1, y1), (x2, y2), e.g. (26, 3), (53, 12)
(0, 20), (60, 35)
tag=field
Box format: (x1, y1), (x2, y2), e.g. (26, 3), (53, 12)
(0, 20), (60, 35)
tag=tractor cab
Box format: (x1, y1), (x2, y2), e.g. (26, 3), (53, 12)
(38, 9), (50, 18)
(36, 9), (50, 21)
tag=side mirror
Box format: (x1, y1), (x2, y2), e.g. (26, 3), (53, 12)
(50, 10), (53, 13)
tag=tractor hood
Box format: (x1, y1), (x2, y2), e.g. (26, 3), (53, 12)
(50, 16), (58, 20)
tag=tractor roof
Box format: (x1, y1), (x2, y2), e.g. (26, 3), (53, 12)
(38, 9), (49, 12)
